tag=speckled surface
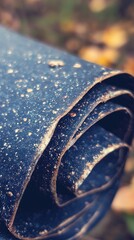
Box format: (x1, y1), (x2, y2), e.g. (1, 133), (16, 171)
(0, 26), (134, 240)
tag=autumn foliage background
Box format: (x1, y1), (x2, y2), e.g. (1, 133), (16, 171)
(0, 0), (134, 239)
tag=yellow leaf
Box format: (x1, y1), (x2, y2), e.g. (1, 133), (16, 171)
(102, 24), (128, 48)
(88, 0), (112, 12)
(125, 157), (134, 173)
(112, 184), (134, 214)
(60, 21), (76, 33)
(79, 46), (119, 67)
(122, 57), (134, 75)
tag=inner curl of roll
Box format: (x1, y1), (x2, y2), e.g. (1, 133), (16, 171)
(11, 77), (134, 239)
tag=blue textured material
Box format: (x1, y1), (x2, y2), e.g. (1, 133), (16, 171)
(0, 27), (134, 239)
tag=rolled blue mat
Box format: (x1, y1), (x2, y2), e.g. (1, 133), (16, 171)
(0, 26), (134, 239)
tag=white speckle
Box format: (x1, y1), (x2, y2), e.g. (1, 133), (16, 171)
(54, 82), (59, 87)
(15, 129), (20, 133)
(7, 68), (14, 74)
(36, 85), (40, 90)
(3, 143), (8, 147)
(28, 132), (32, 136)
(23, 118), (27, 122)
(37, 54), (42, 60)
(34, 143), (38, 147)
(7, 50), (12, 55)
(103, 71), (109, 75)
(52, 110), (57, 114)
(57, 88), (62, 92)
(12, 108), (17, 113)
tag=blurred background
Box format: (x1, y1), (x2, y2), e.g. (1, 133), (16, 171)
(0, 0), (134, 239)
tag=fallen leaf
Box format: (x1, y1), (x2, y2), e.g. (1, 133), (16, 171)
(112, 184), (134, 214)
(79, 46), (119, 67)
(65, 38), (81, 52)
(125, 157), (134, 173)
(60, 21), (77, 33)
(0, 10), (20, 30)
(102, 24), (128, 48)
(88, 0), (112, 12)
(122, 56), (134, 75)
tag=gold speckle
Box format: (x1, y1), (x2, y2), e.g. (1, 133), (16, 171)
(73, 63), (82, 68)
(27, 88), (33, 93)
(39, 230), (48, 235)
(7, 191), (13, 197)
(77, 190), (82, 195)
(70, 112), (77, 117)
(98, 112), (106, 118)
(48, 60), (65, 67)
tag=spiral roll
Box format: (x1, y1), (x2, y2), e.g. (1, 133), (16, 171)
(0, 27), (134, 240)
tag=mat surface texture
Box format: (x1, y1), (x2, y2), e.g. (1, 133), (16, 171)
(0, 27), (134, 239)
